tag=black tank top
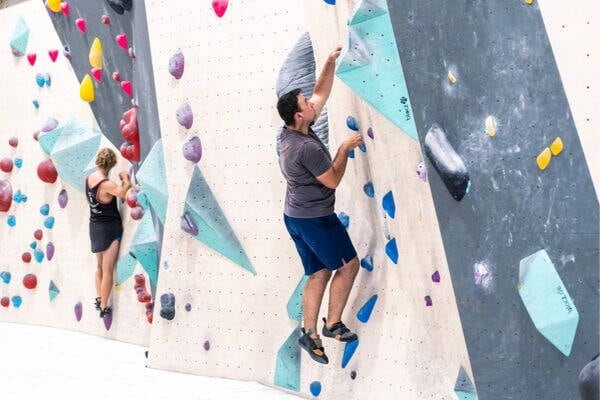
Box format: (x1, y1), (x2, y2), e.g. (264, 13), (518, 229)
(85, 178), (122, 223)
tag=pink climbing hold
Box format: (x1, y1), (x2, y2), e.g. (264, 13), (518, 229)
(131, 206), (144, 220)
(23, 273), (37, 289)
(75, 18), (86, 33)
(27, 53), (37, 66)
(91, 67), (102, 82)
(34, 229), (43, 240)
(120, 80), (132, 96)
(37, 159), (58, 184)
(0, 158), (13, 173)
(0, 179), (13, 212)
(41, 117), (58, 132)
(212, 0), (228, 17)
(101, 14), (110, 25)
(112, 71), (121, 82)
(8, 137), (18, 148)
(115, 33), (128, 50)
(60, 1), (70, 16)
(48, 49), (59, 62)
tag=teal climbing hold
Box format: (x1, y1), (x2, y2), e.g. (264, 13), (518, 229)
(48, 280), (60, 301)
(0, 271), (11, 284)
(357, 294), (378, 323)
(341, 339), (359, 368)
(11, 296), (22, 308)
(44, 216), (55, 229)
(309, 381), (322, 396)
(7, 215), (16, 227)
(382, 190), (395, 218)
(10, 17), (30, 56)
(116, 252), (137, 285)
(274, 327), (301, 391)
(454, 366), (477, 400)
(286, 275), (308, 321)
(30, 241), (37, 249)
(34, 248), (44, 263)
(385, 238), (398, 264)
(39, 203), (50, 216)
(14, 158), (22, 169)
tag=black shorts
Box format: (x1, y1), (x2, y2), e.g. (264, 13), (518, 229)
(90, 220), (123, 253)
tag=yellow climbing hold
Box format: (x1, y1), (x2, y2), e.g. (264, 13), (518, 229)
(448, 70), (457, 84)
(485, 116), (496, 137)
(46, 0), (61, 12)
(88, 38), (103, 70)
(536, 147), (551, 170)
(525, 0), (534, 4)
(80, 74), (95, 102)
(550, 137), (563, 156)
(114, 283), (121, 291)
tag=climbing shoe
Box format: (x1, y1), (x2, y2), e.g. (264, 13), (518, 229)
(322, 318), (358, 342)
(94, 297), (101, 311)
(298, 328), (329, 364)
(99, 306), (112, 318)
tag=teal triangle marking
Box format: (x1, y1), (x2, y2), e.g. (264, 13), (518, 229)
(454, 366), (477, 399)
(518, 249), (579, 356)
(286, 275), (308, 321)
(130, 212), (158, 285)
(274, 327), (301, 391)
(136, 139), (168, 224)
(336, 0), (418, 140)
(10, 16), (30, 56)
(356, 294), (378, 323)
(116, 252), (137, 285)
(39, 125), (63, 155)
(48, 280), (60, 301)
(184, 166), (256, 275)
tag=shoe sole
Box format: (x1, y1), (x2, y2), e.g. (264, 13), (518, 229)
(298, 340), (329, 364)
(322, 331), (358, 343)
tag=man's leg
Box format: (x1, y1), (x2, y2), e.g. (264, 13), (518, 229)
(303, 268), (332, 337)
(326, 256), (359, 327)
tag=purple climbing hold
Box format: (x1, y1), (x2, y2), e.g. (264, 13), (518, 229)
(168, 50), (185, 79)
(367, 127), (374, 140)
(416, 161), (427, 182)
(185, 303), (192, 312)
(103, 313), (113, 330)
(176, 102), (193, 129)
(74, 302), (82, 321)
(180, 212), (199, 236)
(41, 117), (58, 132)
(46, 242), (55, 261)
(182, 136), (202, 163)
(203, 340), (210, 351)
(431, 271), (440, 283)
(58, 189), (68, 208)
(346, 116), (359, 132)
(424, 295), (433, 307)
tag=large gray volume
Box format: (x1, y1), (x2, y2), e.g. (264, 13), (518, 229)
(387, 1), (599, 398)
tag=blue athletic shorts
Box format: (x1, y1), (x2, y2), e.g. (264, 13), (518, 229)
(284, 213), (357, 276)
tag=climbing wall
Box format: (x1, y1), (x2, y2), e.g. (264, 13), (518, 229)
(0, 0), (153, 345)
(144, 1), (472, 399)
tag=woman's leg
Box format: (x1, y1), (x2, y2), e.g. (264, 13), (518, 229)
(95, 252), (103, 300)
(100, 240), (120, 310)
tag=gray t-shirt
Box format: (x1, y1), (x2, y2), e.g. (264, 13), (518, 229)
(279, 126), (335, 218)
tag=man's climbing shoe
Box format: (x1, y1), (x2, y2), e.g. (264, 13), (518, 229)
(99, 306), (112, 318)
(94, 297), (101, 311)
(298, 328), (329, 364)
(322, 318), (358, 342)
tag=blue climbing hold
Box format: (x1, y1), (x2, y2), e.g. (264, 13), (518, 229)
(0, 271), (11, 284)
(13, 190), (27, 203)
(44, 216), (55, 229)
(7, 215), (16, 227)
(348, 149), (355, 159)
(357, 294), (378, 323)
(385, 238), (398, 264)
(323, 0), (335, 4)
(341, 339), (359, 368)
(14, 158), (23, 169)
(309, 381), (322, 397)
(358, 143), (366, 153)
(30, 241), (37, 250)
(44, 73), (51, 87)
(40, 203), (50, 216)
(363, 182), (374, 198)
(32, 100), (39, 109)
(338, 212), (350, 230)
(382, 191), (396, 218)
(35, 73), (45, 88)
(346, 116), (359, 131)
(34, 248), (44, 263)
(360, 255), (373, 272)
(11, 296), (22, 308)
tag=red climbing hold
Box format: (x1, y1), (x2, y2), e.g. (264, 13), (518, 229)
(112, 71), (121, 82)
(120, 142), (140, 163)
(8, 137), (18, 147)
(48, 49), (59, 62)
(119, 107), (140, 162)
(23, 273), (37, 289)
(212, 0), (228, 17)
(91, 67), (102, 82)
(120, 80), (132, 96)
(60, 1), (70, 16)
(145, 302), (154, 324)
(115, 33), (128, 51)
(37, 159), (58, 184)
(75, 18), (86, 33)
(27, 53), (36, 66)
(0, 158), (13, 173)
(34, 229), (43, 240)
(134, 274), (151, 303)
(0, 180), (13, 212)
(130, 206), (144, 220)
(126, 189), (138, 208)
(101, 14), (110, 24)
(22, 252), (32, 263)
(0, 297), (9, 307)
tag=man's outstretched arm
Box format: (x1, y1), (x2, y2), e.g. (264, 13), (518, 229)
(310, 46), (342, 117)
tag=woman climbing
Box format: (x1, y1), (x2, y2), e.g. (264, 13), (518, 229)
(85, 148), (132, 318)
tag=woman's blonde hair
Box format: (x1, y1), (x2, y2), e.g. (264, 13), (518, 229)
(95, 148), (117, 170)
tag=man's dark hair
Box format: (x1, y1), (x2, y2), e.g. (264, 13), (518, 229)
(277, 88), (302, 126)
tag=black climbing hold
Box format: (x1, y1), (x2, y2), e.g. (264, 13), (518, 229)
(144, 350), (148, 359)
(159, 293), (176, 320)
(579, 355), (599, 400)
(350, 371), (357, 380)
(105, 0), (132, 14)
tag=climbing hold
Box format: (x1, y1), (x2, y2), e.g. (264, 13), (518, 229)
(46, 0), (61, 12)
(44, 73), (51, 87)
(424, 124), (470, 201)
(22, 252), (32, 263)
(101, 14), (110, 24)
(10, 17), (30, 57)
(176, 102), (193, 129)
(13, 190), (27, 203)
(35, 73), (46, 88)
(448, 70), (457, 84)
(126, 189), (138, 208)
(27, 53), (37, 66)
(63, 45), (71, 59)
(34, 248), (44, 263)
(41, 117), (58, 132)
(103, 312), (113, 330)
(385, 238), (398, 264)
(112, 71), (121, 82)
(168, 50), (185, 79)
(57, 189), (68, 208)
(60, 1), (70, 15)
(309, 381), (322, 397)
(346, 116), (359, 131)
(0, 297), (9, 307)
(121, 80), (132, 96)
(79, 74), (95, 102)
(432, 271), (441, 283)
(416, 161), (427, 181)
(48, 280), (60, 301)
(524, 0), (534, 4)
(128, 46), (136, 59)
(185, 303), (192, 312)
(159, 292), (176, 320)
(37, 159), (58, 183)
(32, 99), (40, 109)
(88, 38), (103, 69)
(323, 0), (335, 4)
(578, 357), (600, 400)
(8, 137), (18, 147)
(74, 302), (82, 321)
(360, 255), (373, 272)
(0, 271), (11, 284)
(358, 143), (366, 152)
(536, 147), (551, 170)
(550, 137), (563, 156)
(367, 127), (374, 139)
(382, 191), (396, 218)
(14, 158), (22, 169)
(34, 229), (43, 240)
(11, 296), (22, 308)
(75, 18), (86, 33)
(30, 241), (37, 250)
(212, 0), (229, 17)
(91, 68), (102, 82)
(145, 302), (154, 324)
(130, 206), (144, 221)
(106, 0), (132, 15)
(357, 294), (378, 323)
(46, 242), (55, 261)
(119, 107), (140, 161)
(363, 182), (374, 197)
(23, 273), (37, 289)
(424, 295), (433, 307)
(350, 371), (357, 379)
(183, 136), (202, 163)
(474, 261), (493, 289)
(0, 158), (14, 173)
(134, 274), (151, 303)
(348, 149), (355, 159)
(341, 339), (359, 368)
(7, 215), (16, 227)
(0, 180), (13, 212)
(180, 212), (199, 236)
(115, 33), (128, 51)
(203, 340), (210, 351)
(485, 116), (496, 137)
(44, 216), (55, 229)
(338, 212), (350, 229)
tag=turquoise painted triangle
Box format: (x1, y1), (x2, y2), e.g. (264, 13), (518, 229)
(137, 139), (168, 224)
(336, 1), (418, 140)
(10, 17), (30, 56)
(130, 212), (158, 285)
(286, 275), (308, 321)
(116, 252), (137, 285)
(274, 327), (301, 392)
(39, 125), (63, 156)
(184, 166), (255, 275)
(357, 294), (378, 323)
(131, 210), (158, 246)
(48, 280), (60, 301)
(454, 366), (476, 393)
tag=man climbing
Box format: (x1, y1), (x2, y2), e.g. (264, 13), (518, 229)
(277, 46), (363, 364)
